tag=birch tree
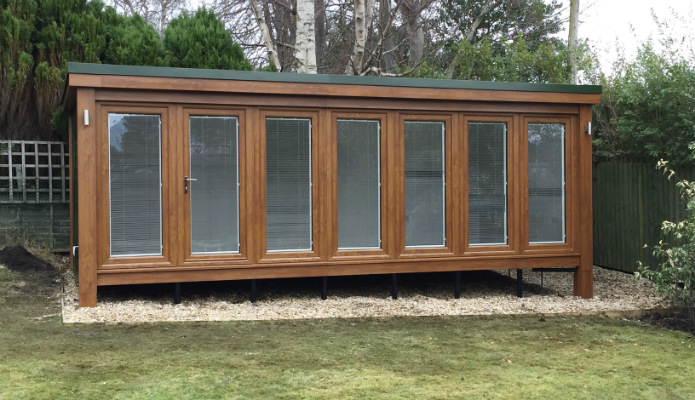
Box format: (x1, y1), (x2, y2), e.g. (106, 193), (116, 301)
(248, 0), (281, 69)
(344, 0), (375, 74)
(211, 0), (564, 78)
(295, 0), (317, 73)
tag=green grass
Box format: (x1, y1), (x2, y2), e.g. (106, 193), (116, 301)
(1, 267), (694, 399)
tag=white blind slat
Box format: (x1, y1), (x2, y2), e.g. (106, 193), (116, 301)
(404, 121), (445, 247)
(266, 118), (312, 251)
(468, 122), (507, 246)
(109, 114), (162, 257)
(190, 116), (239, 254)
(337, 120), (380, 249)
(528, 123), (565, 243)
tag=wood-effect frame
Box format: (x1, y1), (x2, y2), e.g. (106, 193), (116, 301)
(395, 113), (457, 258)
(67, 77), (597, 307)
(96, 104), (177, 270)
(180, 107), (251, 268)
(329, 111), (391, 261)
(257, 109), (323, 263)
(521, 115), (578, 255)
(461, 115), (520, 256)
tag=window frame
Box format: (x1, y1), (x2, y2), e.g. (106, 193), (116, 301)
(521, 115), (578, 254)
(96, 104), (177, 269)
(396, 113), (456, 258)
(257, 109), (322, 262)
(462, 115), (519, 255)
(329, 111), (391, 260)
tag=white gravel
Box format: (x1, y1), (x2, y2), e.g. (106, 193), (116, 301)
(61, 266), (670, 324)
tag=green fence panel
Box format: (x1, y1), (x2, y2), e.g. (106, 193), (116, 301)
(593, 161), (694, 272)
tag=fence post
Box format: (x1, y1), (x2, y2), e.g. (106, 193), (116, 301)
(8, 142), (13, 202)
(60, 142), (66, 203)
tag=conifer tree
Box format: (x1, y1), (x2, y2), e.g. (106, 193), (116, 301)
(164, 8), (252, 71)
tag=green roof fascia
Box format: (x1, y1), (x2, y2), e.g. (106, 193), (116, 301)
(67, 62), (602, 95)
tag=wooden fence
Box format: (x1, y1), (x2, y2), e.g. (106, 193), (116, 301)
(593, 162), (695, 273)
(0, 141), (70, 251)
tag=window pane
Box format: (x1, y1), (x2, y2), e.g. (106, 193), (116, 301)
(405, 121), (445, 247)
(190, 116), (239, 254)
(266, 118), (312, 251)
(337, 120), (380, 249)
(109, 113), (162, 257)
(468, 122), (507, 245)
(528, 123), (565, 243)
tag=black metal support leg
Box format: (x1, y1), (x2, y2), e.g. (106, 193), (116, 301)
(516, 269), (523, 298)
(391, 274), (398, 300)
(173, 283), (182, 304)
(321, 277), (328, 300)
(250, 279), (257, 303)
(454, 271), (462, 299)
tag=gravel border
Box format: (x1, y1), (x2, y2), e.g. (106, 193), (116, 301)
(61, 266), (671, 324)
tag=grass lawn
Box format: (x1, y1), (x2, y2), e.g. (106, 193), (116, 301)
(1, 266), (693, 400)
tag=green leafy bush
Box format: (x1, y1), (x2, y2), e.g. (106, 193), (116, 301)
(637, 157), (695, 320)
(594, 44), (695, 166)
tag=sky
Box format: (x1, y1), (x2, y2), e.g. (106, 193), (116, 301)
(563, 0), (694, 73)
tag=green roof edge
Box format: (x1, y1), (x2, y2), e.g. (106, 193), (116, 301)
(67, 62), (602, 95)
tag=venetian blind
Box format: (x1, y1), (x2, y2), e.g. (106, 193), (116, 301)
(190, 116), (239, 254)
(528, 123), (565, 243)
(337, 120), (381, 249)
(266, 118), (312, 251)
(404, 121), (445, 247)
(109, 113), (162, 257)
(468, 122), (507, 246)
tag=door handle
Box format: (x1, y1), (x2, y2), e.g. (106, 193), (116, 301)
(184, 176), (197, 194)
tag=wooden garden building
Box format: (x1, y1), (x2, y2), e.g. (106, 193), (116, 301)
(63, 62), (601, 307)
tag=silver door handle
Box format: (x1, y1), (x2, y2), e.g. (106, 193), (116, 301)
(184, 176), (197, 194)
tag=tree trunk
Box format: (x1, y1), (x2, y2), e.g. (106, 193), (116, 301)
(403, 0), (425, 68)
(379, 0), (398, 73)
(345, 0), (374, 75)
(569, 0), (580, 84)
(249, 0), (282, 71)
(270, 0), (296, 71)
(295, 0), (317, 73)
(314, 0), (327, 73)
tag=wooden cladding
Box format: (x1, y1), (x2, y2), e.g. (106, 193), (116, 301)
(71, 78), (597, 307)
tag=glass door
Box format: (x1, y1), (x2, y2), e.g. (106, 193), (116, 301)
(184, 112), (242, 259)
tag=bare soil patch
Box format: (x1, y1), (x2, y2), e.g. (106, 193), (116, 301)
(0, 245), (55, 273)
